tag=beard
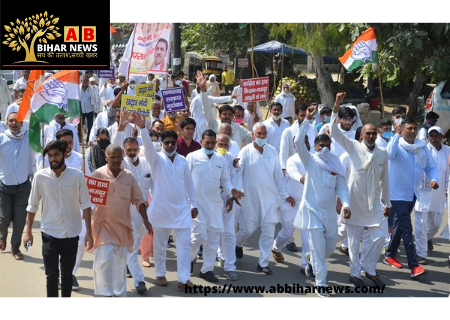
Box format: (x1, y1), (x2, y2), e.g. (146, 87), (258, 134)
(50, 158), (65, 170)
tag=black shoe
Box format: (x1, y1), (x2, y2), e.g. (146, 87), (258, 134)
(349, 276), (367, 288)
(190, 259), (195, 276)
(364, 272), (384, 288)
(416, 256), (428, 265)
(200, 271), (219, 283)
(235, 246), (243, 259)
(72, 275), (79, 291)
(127, 266), (132, 278)
(136, 281), (147, 294)
(428, 239), (433, 251)
(257, 263), (273, 275)
(339, 246), (349, 256)
(197, 245), (203, 260)
(286, 242), (298, 252)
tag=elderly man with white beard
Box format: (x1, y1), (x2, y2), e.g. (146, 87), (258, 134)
(293, 105), (351, 297)
(235, 122), (295, 275)
(330, 92), (390, 288)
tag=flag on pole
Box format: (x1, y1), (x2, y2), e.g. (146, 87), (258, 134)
(28, 70), (81, 152)
(339, 27), (378, 72)
(110, 24), (117, 40)
(17, 70), (45, 122)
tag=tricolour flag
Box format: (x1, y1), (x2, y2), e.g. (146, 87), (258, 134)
(17, 70), (45, 122)
(28, 70), (81, 152)
(339, 27), (378, 72)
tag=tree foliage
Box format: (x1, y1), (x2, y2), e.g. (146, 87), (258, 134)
(180, 23), (271, 56)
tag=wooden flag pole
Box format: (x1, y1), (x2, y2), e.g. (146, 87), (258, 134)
(377, 64), (386, 118)
(80, 114), (86, 174)
(41, 122), (45, 169)
(250, 23), (256, 116)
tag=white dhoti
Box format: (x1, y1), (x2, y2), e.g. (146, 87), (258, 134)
(347, 224), (385, 278)
(72, 212), (86, 275)
(236, 218), (276, 268)
(191, 221), (221, 273)
(153, 227), (191, 283)
(308, 228), (338, 287)
(93, 244), (128, 297)
(338, 222), (348, 248)
(127, 219), (144, 287)
(415, 210), (444, 258)
(217, 207), (237, 272)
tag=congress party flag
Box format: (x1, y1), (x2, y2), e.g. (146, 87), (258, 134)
(339, 27), (378, 72)
(28, 70), (81, 152)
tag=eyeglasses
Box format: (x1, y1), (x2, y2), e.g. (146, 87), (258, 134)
(163, 141), (176, 146)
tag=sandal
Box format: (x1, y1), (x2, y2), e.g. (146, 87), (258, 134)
(0, 239), (6, 251)
(12, 251), (24, 260)
(142, 259), (151, 268)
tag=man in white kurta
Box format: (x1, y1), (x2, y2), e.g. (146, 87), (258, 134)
(108, 110), (142, 146)
(279, 104), (317, 174)
(414, 126), (450, 262)
(274, 82), (296, 120)
(235, 123), (294, 275)
(272, 144), (311, 271)
(330, 93), (390, 287)
(138, 116), (198, 289)
(114, 123), (153, 293)
(187, 130), (242, 283)
(293, 107), (351, 296)
(263, 102), (290, 155)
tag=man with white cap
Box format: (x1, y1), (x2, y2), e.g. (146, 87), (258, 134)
(414, 126), (450, 264)
(127, 77), (137, 96)
(116, 73), (126, 86)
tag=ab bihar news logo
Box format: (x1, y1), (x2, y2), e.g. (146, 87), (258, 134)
(1, 8), (110, 70)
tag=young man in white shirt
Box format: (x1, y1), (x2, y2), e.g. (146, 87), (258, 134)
(24, 140), (93, 297)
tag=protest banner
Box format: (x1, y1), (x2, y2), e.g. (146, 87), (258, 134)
(136, 83), (155, 97)
(97, 66), (115, 79)
(160, 87), (186, 112)
(85, 175), (110, 206)
(120, 95), (152, 120)
(238, 58), (249, 68)
(241, 77), (270, 103)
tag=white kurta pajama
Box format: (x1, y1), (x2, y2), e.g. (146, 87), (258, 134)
(330, 111), (391, 279)
(414, 143), (450, 258)
(272, 153), (311, 268)
(293, 120), (350, 287)
(115, 130), (154, 287)
(235, 142), (289, 268)
(187, 149), (235, 273)
(216, 152), (238, 272)
(263, 117), (290, 155)
(140, 129), (198, 284)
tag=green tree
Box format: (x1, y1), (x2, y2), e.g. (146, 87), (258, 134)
(180, 23), (271, 56)
(267, 23), (350, 108)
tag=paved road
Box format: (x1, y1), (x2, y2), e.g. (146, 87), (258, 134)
(0, 208), (449, 298)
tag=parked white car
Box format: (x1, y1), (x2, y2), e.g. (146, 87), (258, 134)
(425, 81), (450, 139)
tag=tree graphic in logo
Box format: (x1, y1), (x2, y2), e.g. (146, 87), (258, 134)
(2, 11), (62, 63)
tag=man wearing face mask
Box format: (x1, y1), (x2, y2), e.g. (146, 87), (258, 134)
(46, 114), (80, 153)
(136, 114), (199, 290)
(112, 116), (153, 294)
(418, 112), (439, 142)
(197, 71), (252, 147)
(279, 104), (317, 176)
(187, 130), (244, 283)
(99, 78), (119, 107)
(263, 102), (290, 155)
(293, 105), (351, 297)
(316, 107), (332, 132)
(390, 106), (406, 135)
(218, 123), (240, 157)
(0, 112), (35, 259)
(414, 126), (450, 265)
(127, 77), (137, 96)
(375, 118), (393, 149)
(235, 123), (295, 275)
(330, 92), (390, 288)
(274, 83), (296, 122)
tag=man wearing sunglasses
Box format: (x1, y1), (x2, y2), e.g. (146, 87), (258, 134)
(136, 114), (199, 291)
